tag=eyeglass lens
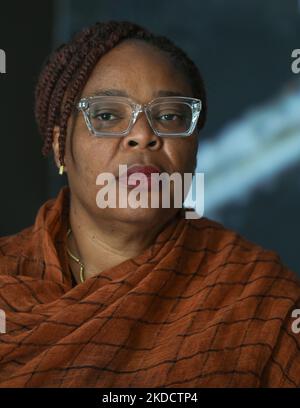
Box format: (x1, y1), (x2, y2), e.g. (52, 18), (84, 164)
(88, 100), (193, 134)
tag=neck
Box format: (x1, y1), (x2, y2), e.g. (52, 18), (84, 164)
(66, 197), (176, 283)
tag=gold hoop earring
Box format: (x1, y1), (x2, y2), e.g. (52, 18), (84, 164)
(59, 165), (64, 175)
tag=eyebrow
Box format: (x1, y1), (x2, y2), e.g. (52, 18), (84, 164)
(84, 88), (186, 98)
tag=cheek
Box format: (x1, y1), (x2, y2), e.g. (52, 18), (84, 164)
(68, 120), (113, 176)
(167, 136), (198, 172)
(67, 137), (116, 206)
(78, 142), (112, 180)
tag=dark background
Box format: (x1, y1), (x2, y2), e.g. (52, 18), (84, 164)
(0, 0), (299, 274)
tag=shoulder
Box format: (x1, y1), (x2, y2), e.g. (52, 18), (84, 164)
(182, 215), (300, 314)
(186, 215), (298, 282)
(182, 216), (300, 386)
(0, 225), (37, 276)
(0, 189), (67, 278)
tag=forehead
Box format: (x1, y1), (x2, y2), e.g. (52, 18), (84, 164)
(80, 40), (193, 102)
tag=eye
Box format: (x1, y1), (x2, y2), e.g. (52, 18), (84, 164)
(156, 111), (185, 122)
(158, 113), (182, 121)
(93, 112), (119, 121)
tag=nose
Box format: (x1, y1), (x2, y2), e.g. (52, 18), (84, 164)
(121, 112), (162, 151)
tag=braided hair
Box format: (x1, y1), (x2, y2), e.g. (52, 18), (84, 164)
(34, 20), (207, 169)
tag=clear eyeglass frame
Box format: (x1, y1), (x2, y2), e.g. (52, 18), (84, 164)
(76, 95), (202, 138)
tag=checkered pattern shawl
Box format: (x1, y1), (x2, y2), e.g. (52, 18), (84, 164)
(0, 186), (300, 387)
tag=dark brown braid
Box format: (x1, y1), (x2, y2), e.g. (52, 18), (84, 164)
(34, 21), (207, 169)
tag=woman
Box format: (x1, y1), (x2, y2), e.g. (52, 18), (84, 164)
(0, 20), (299, 388)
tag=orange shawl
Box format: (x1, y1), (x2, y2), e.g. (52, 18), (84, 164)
(0, 185), (300, 387)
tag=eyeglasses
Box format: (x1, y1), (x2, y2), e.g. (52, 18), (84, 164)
(76, 95), (202, 137)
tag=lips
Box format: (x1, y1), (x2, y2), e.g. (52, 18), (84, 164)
(127, 165), (161, 178)
(118, 163), (162, 189)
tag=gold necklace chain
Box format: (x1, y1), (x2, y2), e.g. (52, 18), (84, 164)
(66, 228), (85, 283)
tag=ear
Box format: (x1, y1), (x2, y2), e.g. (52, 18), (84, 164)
(52, 125), (67, 172)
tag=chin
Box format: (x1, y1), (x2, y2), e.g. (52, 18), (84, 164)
(107, 206), (169, 224)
